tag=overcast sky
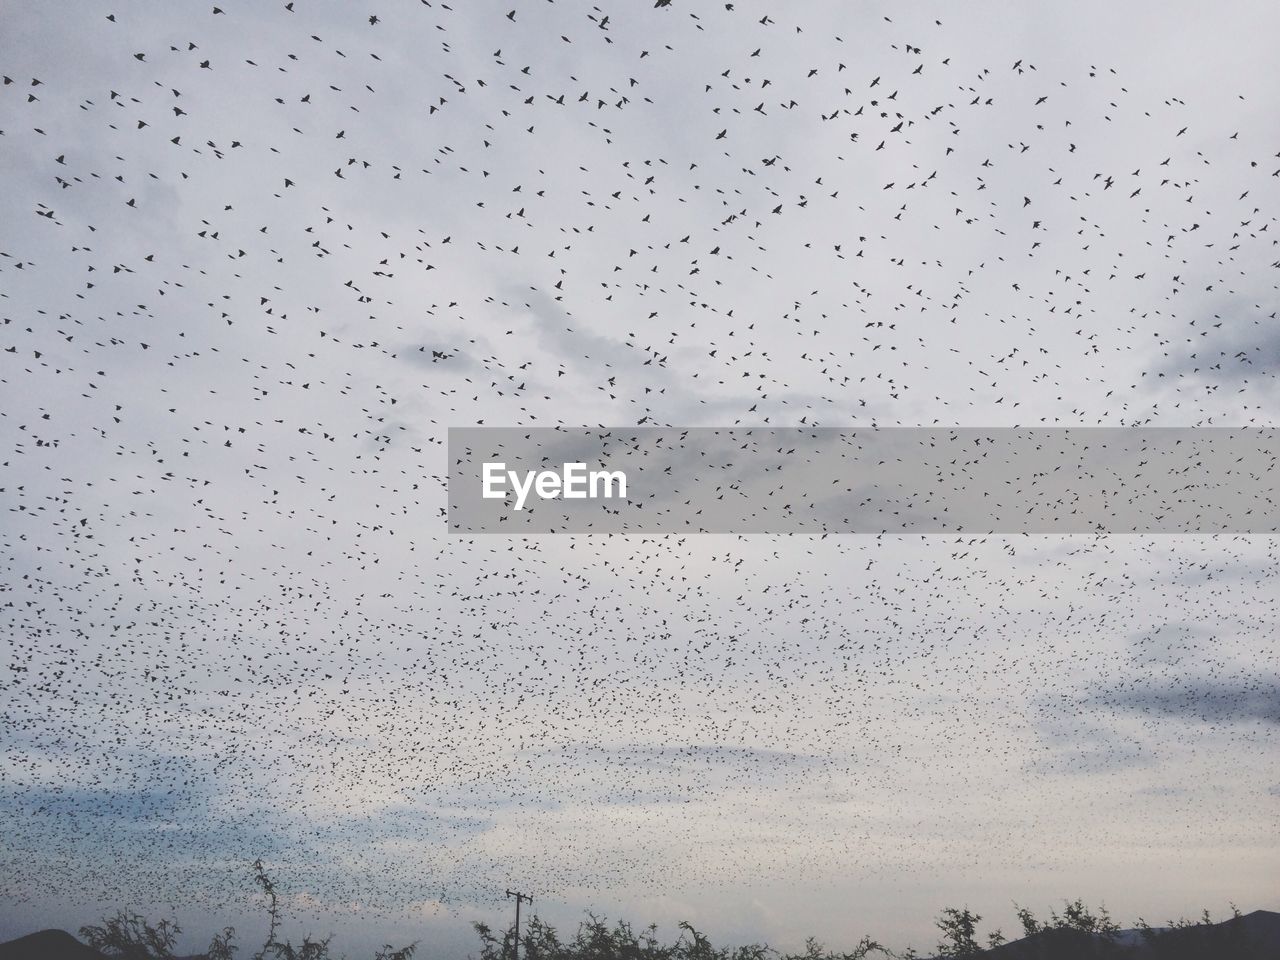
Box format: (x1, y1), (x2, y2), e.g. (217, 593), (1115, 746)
(1, 1), (1278, 956)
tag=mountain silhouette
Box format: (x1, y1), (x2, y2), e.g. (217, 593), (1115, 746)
(980, 909), (1280, 960)
(0, 930), (105, 960)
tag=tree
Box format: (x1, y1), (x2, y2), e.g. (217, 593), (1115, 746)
(935, 907), (983, 959)
(83, 862), (415, 960)
(80, 912), (181, 960)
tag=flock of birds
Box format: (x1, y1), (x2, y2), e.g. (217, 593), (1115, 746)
(1, 0), (1277, 952)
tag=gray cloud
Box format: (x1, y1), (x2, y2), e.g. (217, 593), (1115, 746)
(1090, 676), (1280, 726)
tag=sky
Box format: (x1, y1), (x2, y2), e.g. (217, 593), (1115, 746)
(1, 0), (1278, 956)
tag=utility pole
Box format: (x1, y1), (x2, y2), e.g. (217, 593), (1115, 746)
(505, 889), (532, 960)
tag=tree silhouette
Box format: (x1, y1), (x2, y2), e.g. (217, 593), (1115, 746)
(79, 881), (1269, 960)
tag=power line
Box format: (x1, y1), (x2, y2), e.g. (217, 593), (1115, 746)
(506, 889), (533, 960)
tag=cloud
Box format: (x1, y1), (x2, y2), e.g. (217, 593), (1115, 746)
(0, 783), (191, 821)
(1126, 622), (1214, 666)
(1026, 713), (1160, 775)
(1150, 296), (1280, 391)
(1089, 676), (1280, 726)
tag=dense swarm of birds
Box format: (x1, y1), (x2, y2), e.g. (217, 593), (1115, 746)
(1, 0), (1277, 951)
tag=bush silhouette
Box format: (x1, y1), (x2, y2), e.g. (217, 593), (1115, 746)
(79, 861), (415, 960)
(77, 873), (1270, 960)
